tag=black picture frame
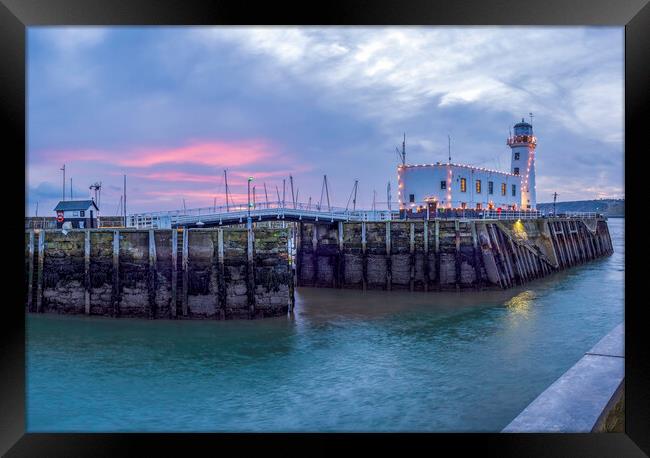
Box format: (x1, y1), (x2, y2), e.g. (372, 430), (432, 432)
(2, 0), (647, 455)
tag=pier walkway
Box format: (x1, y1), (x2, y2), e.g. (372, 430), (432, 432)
(125, 201), (584, 229)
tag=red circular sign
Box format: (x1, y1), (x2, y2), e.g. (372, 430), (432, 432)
(56, 211), (64, 223)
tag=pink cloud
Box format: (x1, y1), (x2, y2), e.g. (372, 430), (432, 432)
(118, 140), (273, 168)
(34, 139), (280, 168)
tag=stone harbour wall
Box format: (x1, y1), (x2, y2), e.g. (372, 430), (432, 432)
(25, 227), (293, 319)
(296, 217), (613, 291)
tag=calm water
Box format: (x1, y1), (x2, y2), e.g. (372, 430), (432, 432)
(26, 218), (624, 432)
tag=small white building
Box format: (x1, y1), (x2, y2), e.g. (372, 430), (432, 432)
(397, 119), (537, 215)
(53, 200), (100, 229)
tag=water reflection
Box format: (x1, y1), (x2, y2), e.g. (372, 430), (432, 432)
(504, 290), (536, 319)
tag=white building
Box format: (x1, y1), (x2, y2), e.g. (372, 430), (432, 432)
(53, 200), (100, 228)
(397, 119), (537, 214)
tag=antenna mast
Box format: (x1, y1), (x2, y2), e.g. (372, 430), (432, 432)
(70, 178), (73, 200)
(123, 174), (127, 226)
(448, 135), (452, 163)
(289, 175), (296, 209)
(60, 164), (66, 201)
(264, 182), (269, 208)
(223, 170), (230, 211)
(395, 133), (406, 165)
(387, 182), (391, 211)
(346, 180), (359, 212)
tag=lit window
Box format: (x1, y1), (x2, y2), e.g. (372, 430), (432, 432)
(440, 181), (446, 190)
(460, 178), (467, 192)
(514, 152), (520, 160)
(512, 184), (517, 196)
(488, 181), (494, 195)
(501, 183), (506, 196)
(475, 180), (481, 194)
(514, 167), (520, 175)
(476, 203), (482, 210)
(409, 194), (415, 203)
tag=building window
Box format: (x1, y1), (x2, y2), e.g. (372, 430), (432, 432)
(512, 184), (517, 196)
(475, 180), (481, 193)
(73, 211), (79, 217)
(440, 181), (446, 190)
(460, 178), (467, 192)
(514, 167), (520, 175)
(501, 183), (506, 196)
(461, 202), (467, 209)
(488, 181), (494, 195)
(476, 203), (482, 210)
(80, 210), (85, 217)
(514, 152), (520, 160)
(409, 194), (415, 203)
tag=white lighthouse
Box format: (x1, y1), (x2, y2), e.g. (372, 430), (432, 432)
(507, 118), (537, 209)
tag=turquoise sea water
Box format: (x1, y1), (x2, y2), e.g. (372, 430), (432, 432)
(26, 218), (624, 432)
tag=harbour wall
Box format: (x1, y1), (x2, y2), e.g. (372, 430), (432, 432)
(24, 227), (293, 319)
(296, 217), (613, 290)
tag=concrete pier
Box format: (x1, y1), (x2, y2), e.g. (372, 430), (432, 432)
(25, 227), (292, 320)
(296, 217), (613, 291)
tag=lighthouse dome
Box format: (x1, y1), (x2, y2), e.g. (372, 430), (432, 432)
(513, 118), (533, 135)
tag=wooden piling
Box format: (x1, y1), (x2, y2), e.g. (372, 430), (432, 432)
(247, 227), (256, 318)
(148, 229), (157, 319)
(470, 221), (483, 289)
(435, 220), (441, 290)
(84, 230), (91, 315)
(312, 224), (318, 287)
(480, 224), (505, 289)
(112, 230), (120, 317)
(182, 228), (189, 317)
(507, 237), (525, 284)
(496, 228), (515, 286)
(296, 222), (303, 287)
(36, 230), (44, 313)
(217, 229), (226, 319)
(171, 229), (178, 318)
(423, 220), (429, 292)
(386, 221), (392, 291)
(487, 224), (510, 288)
(337, 221), (344, 288)
(409, 222), (415, 292)
(454, 220), (461, 290)
(27, 230), (34, 312)
(361, 221), (367, 291)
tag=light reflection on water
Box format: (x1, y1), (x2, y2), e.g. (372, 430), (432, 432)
(26, 219), (624, 432)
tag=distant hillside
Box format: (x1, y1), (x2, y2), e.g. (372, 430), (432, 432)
(537, 199), (624, 217)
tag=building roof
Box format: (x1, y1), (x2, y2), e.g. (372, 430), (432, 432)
(398, 162), (519, 177)
(514, 119), (532, 128)
(53, 200), (99, 212)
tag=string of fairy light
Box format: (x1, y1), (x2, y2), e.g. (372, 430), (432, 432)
(397, 128), (535, 212)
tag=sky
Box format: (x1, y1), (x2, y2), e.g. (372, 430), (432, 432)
(26, 26), (624, 216)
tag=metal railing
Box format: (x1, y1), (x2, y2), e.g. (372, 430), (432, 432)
(126, 201), (604, 229)
(127, 201), (402, 228)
